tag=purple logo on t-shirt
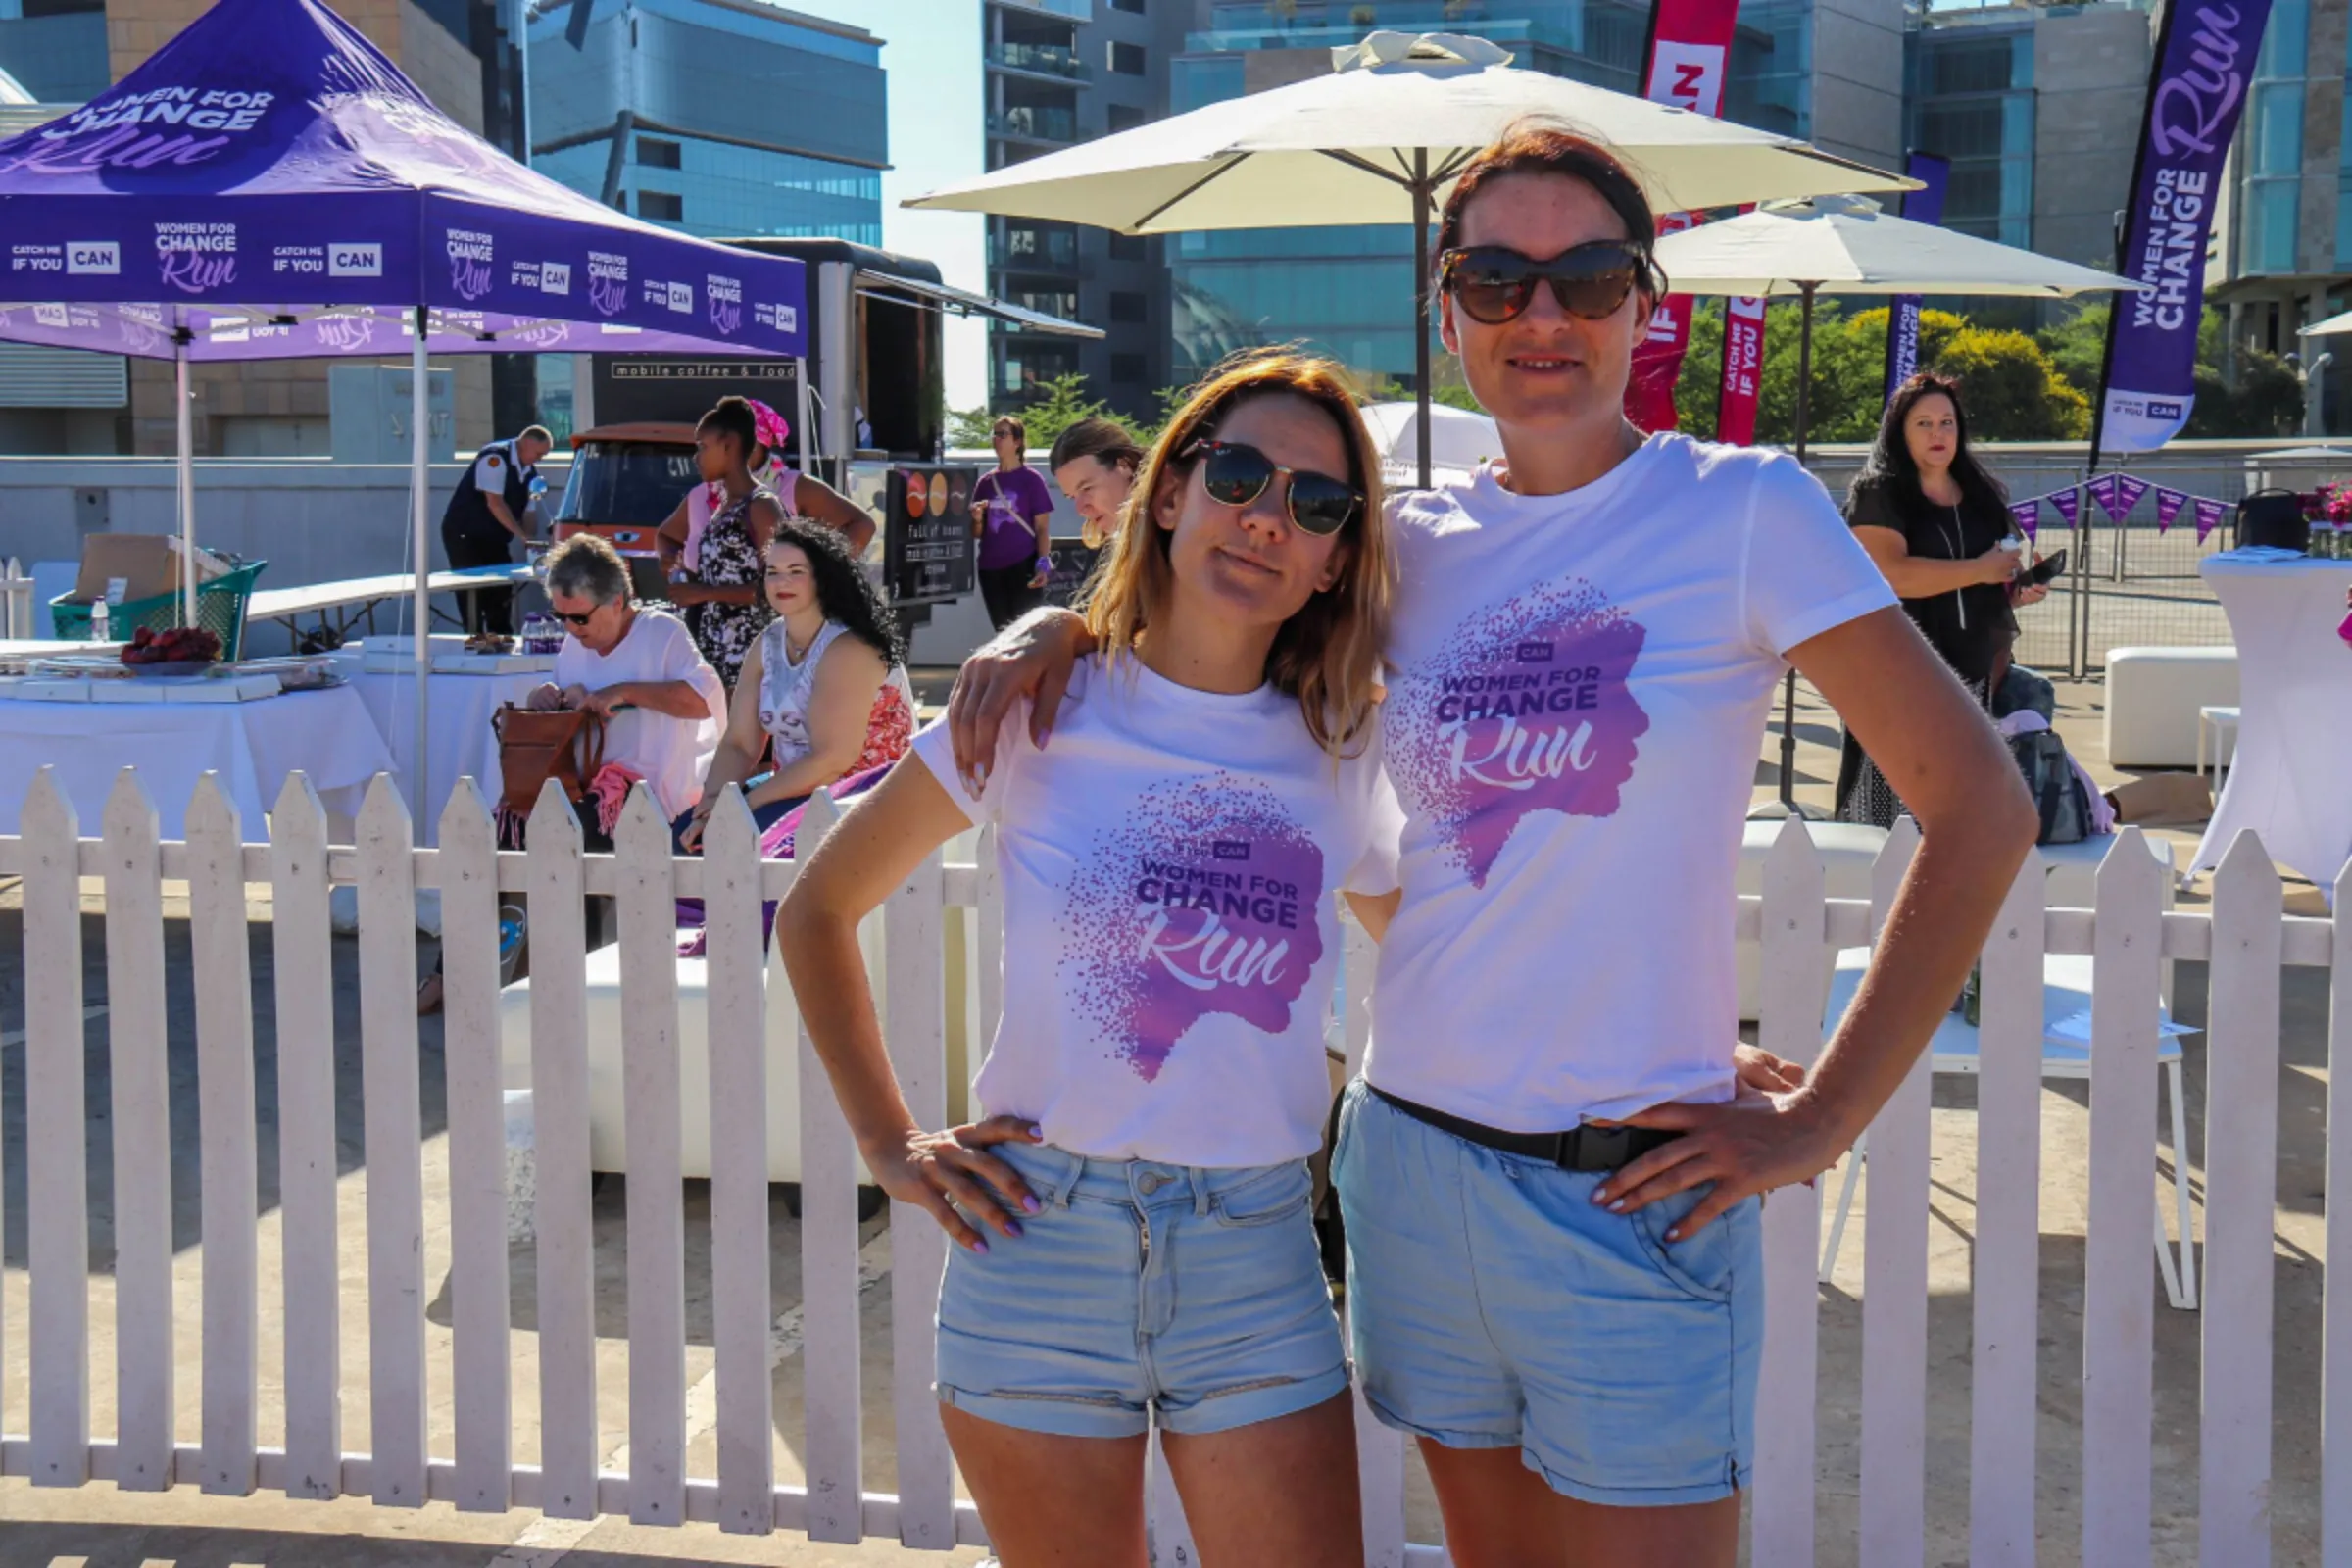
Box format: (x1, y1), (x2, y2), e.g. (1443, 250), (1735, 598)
(1386, 581), (1649, 886)
(1059, 774), (1326, 1081)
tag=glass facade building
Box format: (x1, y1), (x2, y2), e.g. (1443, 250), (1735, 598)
(1904, 16), (2034, 249)
(528, 0), (885, 246)
(1166, 0), (1806, 387)
(0, 0), (108, 106)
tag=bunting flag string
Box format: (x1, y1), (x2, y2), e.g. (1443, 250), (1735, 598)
(2003, 472), (2234, 541)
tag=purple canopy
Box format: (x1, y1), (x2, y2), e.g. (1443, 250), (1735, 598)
(0, 0), (806, 357)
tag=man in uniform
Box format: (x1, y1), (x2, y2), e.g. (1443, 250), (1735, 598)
(440, 424), (554, 635)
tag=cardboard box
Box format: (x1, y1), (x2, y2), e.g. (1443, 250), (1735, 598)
(72, 534), (230, 605)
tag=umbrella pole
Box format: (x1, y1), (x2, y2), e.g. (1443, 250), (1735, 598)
(1413, 149), (1433, 492)
(1779, 282), (1821, 811)
(412, 308), (431, 812)
(174, 319), (196, 628)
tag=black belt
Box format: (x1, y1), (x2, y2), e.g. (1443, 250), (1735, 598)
(1370, 1085), (1679, 1174)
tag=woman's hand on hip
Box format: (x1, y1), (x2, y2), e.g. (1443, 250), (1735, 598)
(860, 1113), (1047, 1252)
(1589, 1090), (1849, 1241)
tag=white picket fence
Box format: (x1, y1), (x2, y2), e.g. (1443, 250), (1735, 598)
(1, 764), (2347, 1565)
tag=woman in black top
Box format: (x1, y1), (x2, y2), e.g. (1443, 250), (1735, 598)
(1838, 372), (2048, 826)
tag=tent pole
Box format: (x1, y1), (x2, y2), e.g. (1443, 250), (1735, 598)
(1413, 148), (1433, 491)
(1779, 282), (1821, 812)
(412, 308), (431, 810)
(795, 357), (813, 480)
(175, 319), (196, 628)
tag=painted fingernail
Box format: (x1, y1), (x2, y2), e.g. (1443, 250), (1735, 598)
(971, 1239), (989, 1255)
(1027, 1124), (1045, 1141)
(1590, 1188), (1611, 1205)
(1004, 1219), (1024, 1239)
(1608, 1199), (1629, 1214)
(1021, 1195), (1042, 1214)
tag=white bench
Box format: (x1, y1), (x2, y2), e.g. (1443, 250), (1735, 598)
(2105, 646), (2238, 768)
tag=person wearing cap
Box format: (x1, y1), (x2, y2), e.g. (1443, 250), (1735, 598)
(440, 423), (552, 635)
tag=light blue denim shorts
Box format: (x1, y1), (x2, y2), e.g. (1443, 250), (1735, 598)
(934, 1141), (1349, 1440)
(1332, 1080), (1764, 1507)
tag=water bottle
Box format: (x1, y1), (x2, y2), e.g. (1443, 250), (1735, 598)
(91, 596), (109, 643)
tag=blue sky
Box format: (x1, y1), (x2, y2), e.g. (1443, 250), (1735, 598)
(786, 0), (992, 411)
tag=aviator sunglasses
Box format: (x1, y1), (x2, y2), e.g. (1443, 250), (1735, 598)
(1438, 241), (1664, 325)
(1181, 438), (1362, 536)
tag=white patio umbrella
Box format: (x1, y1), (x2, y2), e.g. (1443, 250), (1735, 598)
(2301, 310), (2352, 336)
(1652, 193), (2142, 808)
(908, 30), (1913, 486)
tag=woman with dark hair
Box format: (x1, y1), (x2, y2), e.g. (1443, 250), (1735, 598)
(675, 517), (914, 851)
(662, 396), (878, 691)
(942, 122), (2037, 1564)
(1049, 416), (1143, 550)
(1838, 371), (2050, 826)
(969, 414), (1057, 631)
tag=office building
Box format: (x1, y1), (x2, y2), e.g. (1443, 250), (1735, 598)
(982, 0), (1200, 419)
(527, 0), (885, 246)
(0, 0), (530, 454)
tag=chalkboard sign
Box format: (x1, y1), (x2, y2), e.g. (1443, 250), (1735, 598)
(1043, 538), (1104, 609)
(884, 465), (978, 606)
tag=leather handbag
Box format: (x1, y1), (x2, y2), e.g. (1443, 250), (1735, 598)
(492, 704), (607, 817)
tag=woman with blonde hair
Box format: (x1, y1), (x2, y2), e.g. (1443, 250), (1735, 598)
(778, 350), (1396, 1567)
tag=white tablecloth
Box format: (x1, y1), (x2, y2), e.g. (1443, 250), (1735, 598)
(2192, 553), (2352, 891)
(0, 684), (393, 839)
(339, 662), (549, 843)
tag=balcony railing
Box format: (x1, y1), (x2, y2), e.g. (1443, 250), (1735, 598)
(987, 105), (1078, 144)
(987, 40), (1088, 79)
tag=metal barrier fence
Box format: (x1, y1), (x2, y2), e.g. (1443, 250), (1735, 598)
(3, 771), (2348, 1563)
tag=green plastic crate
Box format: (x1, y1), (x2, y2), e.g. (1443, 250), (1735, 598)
(51, 560), (268, 660)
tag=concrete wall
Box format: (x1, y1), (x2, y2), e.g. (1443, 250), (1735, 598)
(1809, 0), (1905, 174)
(2033, 5), (2150, 272)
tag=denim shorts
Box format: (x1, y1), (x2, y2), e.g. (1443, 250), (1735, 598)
(1332, 1080), (1764, 1507)
(934, 1141), (1349, 1440)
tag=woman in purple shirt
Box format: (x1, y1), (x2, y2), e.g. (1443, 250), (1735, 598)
(970, 414), (1057, 631)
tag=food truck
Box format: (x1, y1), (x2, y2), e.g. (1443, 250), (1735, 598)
(553, 237), (1099, 659)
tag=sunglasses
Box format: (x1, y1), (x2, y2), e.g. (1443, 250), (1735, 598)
(1181, 438), (1362, 536)
(1438, 241), (1662, 325)
(551, 608), (599, 628)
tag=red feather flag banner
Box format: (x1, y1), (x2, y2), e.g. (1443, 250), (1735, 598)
(1625, 0), (1744, 433)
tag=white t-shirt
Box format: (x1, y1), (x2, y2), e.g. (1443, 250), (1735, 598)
(910, 655), (1401, 1166)
(552, 607), (726, 820)
(1365, 432), (1897, 1132)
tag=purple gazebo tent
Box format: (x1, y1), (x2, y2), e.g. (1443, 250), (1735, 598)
(0, 0), (808, 787)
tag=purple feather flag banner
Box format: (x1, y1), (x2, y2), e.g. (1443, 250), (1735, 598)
(2155, 486), (2188, 531)
(2010, 498), (2042, 539)
(2048, 487), (2081, 527)
(2115, 473), (2151, 515)
(2194, 496), (2228, 543)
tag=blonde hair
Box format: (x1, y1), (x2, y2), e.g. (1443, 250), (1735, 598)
(1081, 349), (1391, 756)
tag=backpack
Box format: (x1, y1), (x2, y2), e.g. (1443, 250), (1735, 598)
(2007, 727), (2090, 845)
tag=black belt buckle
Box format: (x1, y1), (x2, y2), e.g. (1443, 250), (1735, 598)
(1561, 1123), (1632, 1173)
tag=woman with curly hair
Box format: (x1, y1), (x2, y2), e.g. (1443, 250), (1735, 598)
(675, 516), (914, 852)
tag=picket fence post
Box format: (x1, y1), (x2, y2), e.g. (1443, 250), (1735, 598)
(2081, 825), (2164, 1567)
(23, 769), (89, 1487)
(527, 777), (599, 1518)
(1858, 818), (1928, 1566)
(1750, 817), (1827, 1568)
(189, 774), (260, 1495)
(106, 767), (176, 1492)
(703, 786), (776, 1535)
(1970, 847), (2047, 1566)
(2325, 855), (2352, 1568)
(887, 836), (957, 1548)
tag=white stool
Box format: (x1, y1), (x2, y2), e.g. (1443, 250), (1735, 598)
(1817, 949), (2199, 1310)
(2197, 705), (2240, 796)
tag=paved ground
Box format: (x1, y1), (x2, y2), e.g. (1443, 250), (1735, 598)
(0, 676), (2333, 1565)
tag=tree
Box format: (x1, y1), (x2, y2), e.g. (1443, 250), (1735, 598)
(1669, 301), (1975, 444)
(947, 371), (1117, 454)
(1930, 326), (2090, 440)
(2037, 302), (2305, 438)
